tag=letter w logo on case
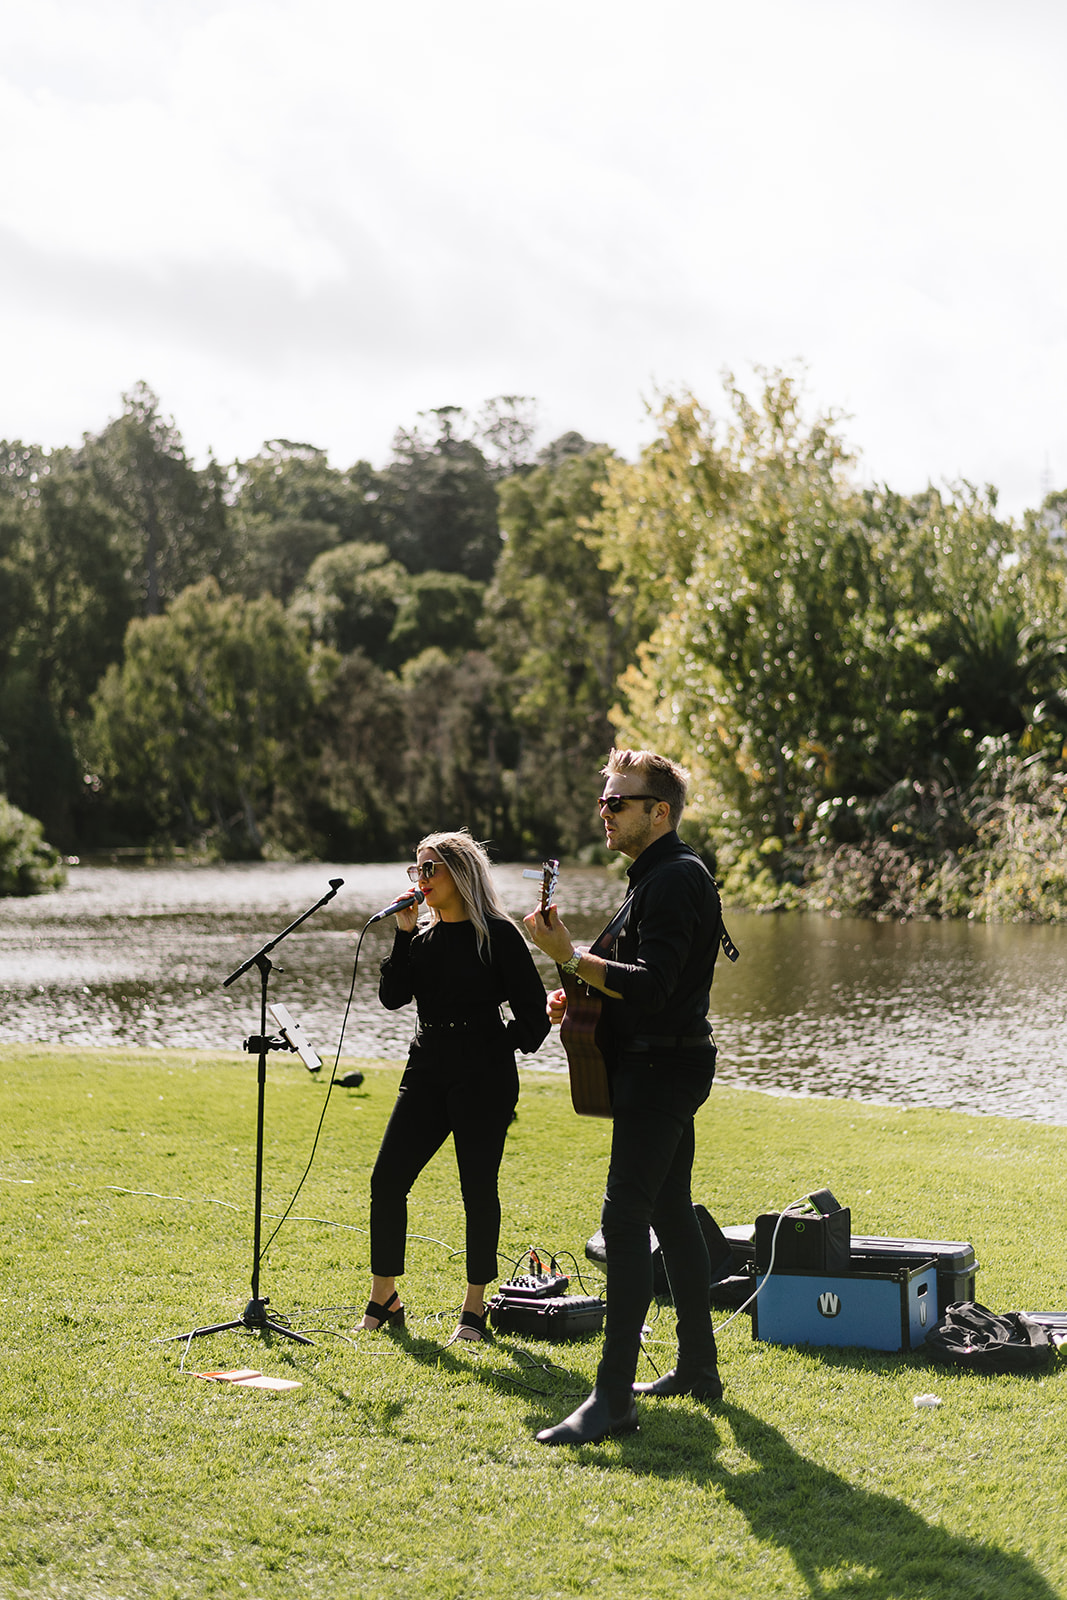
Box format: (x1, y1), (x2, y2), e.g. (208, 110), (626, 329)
(817, 1292), (841, 1318)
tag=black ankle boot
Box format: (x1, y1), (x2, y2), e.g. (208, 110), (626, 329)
(632, 1365), (723, 1402)
(535, 1389), (639, 1446)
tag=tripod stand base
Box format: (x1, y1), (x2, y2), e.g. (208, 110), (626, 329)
(162, 1297), (314, 1346)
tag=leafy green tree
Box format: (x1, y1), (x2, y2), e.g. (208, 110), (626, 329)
(0, 490), (34, 678)
(0, 456), (132, 844)
(1026, 485), (1067, 553)
(591, 398), (737, 631)
(933, 603), (1067, 745)
(473, 395), (539, 480)
(0, 795), (65, 896)
(230, 515), (343, 604)
(13, 474), (131, 713)
(397, 648), (517, 849)
(387, 570), (485, 664)
(230, 439), (379, 535)
(381, 408), (501, 581)
(0, 668), (80, 850)
(227, 440), (394, 600)
(861, 484), (1067, 768)
(293, 649), (409, 859)
(599, 375), (1067, 905)
(88, 580), (313, 856)
(601, 374), (880, 847)
(0, 441), (80, 521)
(80, 383), (231, 615)
(534, 430), (600, 470)
(483, 441), (633, 854)
(290, 542), (409, 662)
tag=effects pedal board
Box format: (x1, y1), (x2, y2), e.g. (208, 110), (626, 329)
(490, 1257), (603, 1340)
(496, 1271), (570, 1301)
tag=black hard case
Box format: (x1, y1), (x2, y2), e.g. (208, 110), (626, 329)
(489, 1294), (605, 1340)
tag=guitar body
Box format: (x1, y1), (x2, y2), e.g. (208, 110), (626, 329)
(558, 970), (613, 1118)
(524, 857), (615, 1119)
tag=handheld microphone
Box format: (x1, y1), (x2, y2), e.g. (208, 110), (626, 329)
(368, 887), (425, 925)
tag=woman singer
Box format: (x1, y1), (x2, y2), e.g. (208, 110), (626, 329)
(360, 829), (550, 1343)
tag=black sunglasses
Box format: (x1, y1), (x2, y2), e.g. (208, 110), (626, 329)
(407, 861), (444, 882)
(597, 793), (663, 814)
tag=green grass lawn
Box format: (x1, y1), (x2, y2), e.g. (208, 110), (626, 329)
(2, 1044), (1065, 1600)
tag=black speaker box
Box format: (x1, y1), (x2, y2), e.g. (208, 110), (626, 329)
(754, 1189), (851, 1275)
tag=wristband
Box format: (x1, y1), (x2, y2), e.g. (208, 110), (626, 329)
(559, 950), (583, 976)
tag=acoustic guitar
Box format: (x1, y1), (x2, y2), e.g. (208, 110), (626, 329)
(523, 859), (613, 1119)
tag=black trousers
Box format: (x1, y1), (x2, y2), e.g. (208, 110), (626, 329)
(595, 1043), (719, 1406)
(368, 1055), (519, 1286)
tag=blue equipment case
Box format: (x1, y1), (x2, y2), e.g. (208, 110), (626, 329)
(750, 1257), (938, 1352)
(723, 1225), (978, 1313)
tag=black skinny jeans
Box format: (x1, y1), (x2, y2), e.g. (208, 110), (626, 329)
(369, 1055), (519, 1286)
(595, 1043), (718, 1406)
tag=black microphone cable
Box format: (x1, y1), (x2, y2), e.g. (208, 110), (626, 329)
(257, 916), (378, 1262)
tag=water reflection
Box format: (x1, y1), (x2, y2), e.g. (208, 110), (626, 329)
(718, 913), (1067, 1124)
(1, 862), (1064, 1124)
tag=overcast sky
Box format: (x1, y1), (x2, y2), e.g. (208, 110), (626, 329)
(2, 0), (1065, 517)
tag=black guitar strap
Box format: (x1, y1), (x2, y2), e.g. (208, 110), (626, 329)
(588, 892), (637, 959)
(589, 864), (741, 964)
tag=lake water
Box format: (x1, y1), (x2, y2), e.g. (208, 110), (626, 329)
(1, 860), (1065, 1124)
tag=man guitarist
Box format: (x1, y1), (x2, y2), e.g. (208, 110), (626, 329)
(524, 747), (731, 1446)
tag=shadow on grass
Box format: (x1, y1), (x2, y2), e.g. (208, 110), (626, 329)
(389, 1325), (593, 1404)
(613, 1403), (1057, 1600)
(335, 1328), (1059, 1596)
(385, 1326), (1058, 1598)
(280, 1319), (1057, 1596)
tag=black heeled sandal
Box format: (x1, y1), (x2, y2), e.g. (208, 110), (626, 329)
(447, 1308), (487, 1345)
(360, 1290), (405, 1330)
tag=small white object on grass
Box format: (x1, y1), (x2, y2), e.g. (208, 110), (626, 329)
(913, 1393), (942, 1408)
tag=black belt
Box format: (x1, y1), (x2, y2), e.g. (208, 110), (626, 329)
(417, 1019), (503, 1033)
(628, 1033), (714, 1051)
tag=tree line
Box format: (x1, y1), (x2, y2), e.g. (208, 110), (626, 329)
(2, 372), (1066, 917)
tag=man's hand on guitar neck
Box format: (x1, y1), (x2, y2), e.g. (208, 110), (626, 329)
(522, 904), (623, 1000)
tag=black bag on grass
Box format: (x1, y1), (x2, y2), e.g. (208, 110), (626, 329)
(924, 1301), (1055, 1374)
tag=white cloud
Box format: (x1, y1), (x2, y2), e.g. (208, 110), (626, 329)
(1, 0), (1066, 510)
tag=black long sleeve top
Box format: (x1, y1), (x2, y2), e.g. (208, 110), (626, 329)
(598, 831), (724, 1045)
(379, 915), (550, 1064)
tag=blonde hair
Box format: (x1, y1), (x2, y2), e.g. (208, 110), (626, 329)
(416, 828), (516, 959)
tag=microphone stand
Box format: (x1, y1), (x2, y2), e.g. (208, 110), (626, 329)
(163, 878), (344, 1349)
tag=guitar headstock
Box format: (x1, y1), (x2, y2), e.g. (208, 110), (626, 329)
(522, 858), (560, 919)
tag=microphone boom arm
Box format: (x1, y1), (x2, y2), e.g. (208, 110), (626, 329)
(222, 878), (344, 988)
